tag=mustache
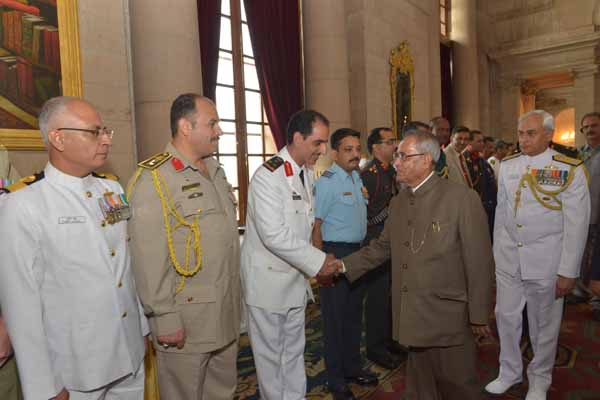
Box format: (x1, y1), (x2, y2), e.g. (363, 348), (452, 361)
(350, 157), (360, 163)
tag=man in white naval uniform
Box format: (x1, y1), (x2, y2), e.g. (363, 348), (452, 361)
(486, 110), (590, 400)
(0, 97), (148, 400)
(241, 109), (337, 399)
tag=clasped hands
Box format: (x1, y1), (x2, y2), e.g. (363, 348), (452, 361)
(316, 253), (344, 286)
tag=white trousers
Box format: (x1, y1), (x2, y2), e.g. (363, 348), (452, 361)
(69, 362), (145, 400)
(495, 268), (564, 391)
(247, 304), (307, 400)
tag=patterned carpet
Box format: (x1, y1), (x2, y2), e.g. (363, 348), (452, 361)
(235, 302), (600, 400)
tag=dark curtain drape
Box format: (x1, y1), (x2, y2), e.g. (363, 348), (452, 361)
(440, 42), (453, 126)
(197, 0), (222, 101)
(243, 0), (303, 150)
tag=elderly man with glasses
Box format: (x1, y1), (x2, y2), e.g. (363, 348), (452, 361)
(331, 131), (494, 399)
(0, 96), (149, 400)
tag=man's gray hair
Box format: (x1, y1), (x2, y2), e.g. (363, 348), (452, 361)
(38, 96), (79, 145)
(404, 130), (441, 163)
(519, 109), (555, 132)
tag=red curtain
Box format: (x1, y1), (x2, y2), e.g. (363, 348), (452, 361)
(440, 42), (453, 126)
(243, 0), (303, 150)
(197, 0), (222, 101)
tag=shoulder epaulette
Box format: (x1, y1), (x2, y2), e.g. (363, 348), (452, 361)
(92, 172), (119, 181)
(503, 152), (522, 162)
(321, 170), (335, 178)
(553, 154), (583, 167)
(138, 152), (172, 170)
(4, 171), (45, 193)
(263, 156), (284, 172)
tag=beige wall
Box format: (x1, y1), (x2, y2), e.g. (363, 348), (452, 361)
(479, 0), (600, 145)
(129, 0), (203, 162)
(303, 0), (442, 147)
(8, 0), (138, 183)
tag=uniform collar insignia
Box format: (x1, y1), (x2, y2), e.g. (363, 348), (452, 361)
(171, 157), (185, 171)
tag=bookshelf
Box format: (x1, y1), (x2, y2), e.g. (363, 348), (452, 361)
(0, 0), (61, 121)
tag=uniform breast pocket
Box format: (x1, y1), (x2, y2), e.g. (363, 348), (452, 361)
(339, 194), (355, 206)
(179, 195), (217, 218)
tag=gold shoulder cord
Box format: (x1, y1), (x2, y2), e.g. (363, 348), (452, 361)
(127, 168), (203, 293)
(514, 165), (576, 216)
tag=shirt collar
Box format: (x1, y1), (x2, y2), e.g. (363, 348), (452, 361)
(45, 162), (95, 190)
(331, 162), (356, 180)
(412, 171), (435, 193)
(166, 142), (220, 178)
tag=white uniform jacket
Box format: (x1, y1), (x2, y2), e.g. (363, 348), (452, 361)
(493, 148), (590, 280)
(241, 147), (326, 310)
(0, 163), (148, 400)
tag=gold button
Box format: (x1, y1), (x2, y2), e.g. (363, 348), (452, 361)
(517, 242), (523, 247)
(101, 220), (106, 227)
(187, 297), (194, 302)
(117, 281), (123, 288)
(85, 191), (92, 198)
(121, 311), (127, 318)
(196, 209), (202, 213)
(516, 224), (523, 228)
(110, 249), (116, 257)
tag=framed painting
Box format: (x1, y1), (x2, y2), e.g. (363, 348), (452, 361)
(0, 0), (82, 150)
(390, 41), (414, 136)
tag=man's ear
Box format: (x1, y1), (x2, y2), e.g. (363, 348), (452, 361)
(178, 118), (192, 138)
(47, 130), (65, 152)
(292, 131), (304, 146)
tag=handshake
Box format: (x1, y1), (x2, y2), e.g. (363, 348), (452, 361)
(316, 253), (344, 287)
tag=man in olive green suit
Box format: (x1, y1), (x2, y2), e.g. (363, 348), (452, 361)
(339, 131), (494, 399)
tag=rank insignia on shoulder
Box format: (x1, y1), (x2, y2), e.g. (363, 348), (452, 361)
(321, 170), (335, 178)
(263, 156), (284, 172)
(138, 152), (172, 170)
(3, 171), (45, 193)
(92, 172), (119, 181)
(489, 159), (496, 165)
(552, 154), (582, 167)
(503, 152), (522, 162)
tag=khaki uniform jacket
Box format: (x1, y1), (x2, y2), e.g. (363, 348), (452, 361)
(128, 143), (241, 354)
(344, 174), (494, 347)
(444, 144), (472, 187)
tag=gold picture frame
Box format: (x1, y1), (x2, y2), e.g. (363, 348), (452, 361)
(0, 0), (82, 150)
(390, 41), (415, 136)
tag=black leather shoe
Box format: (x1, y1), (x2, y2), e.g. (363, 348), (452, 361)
(565, 293), (588, 305)
(329, 385), (357, 400)
(346, 371), (379, 386)
(367, 351), (401, 369)
(387, 340), (408, 356)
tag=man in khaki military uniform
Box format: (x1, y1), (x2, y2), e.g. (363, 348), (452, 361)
(0, 146), (22, 399)
(0, 309), (22, 400)
(128, 94), (241, 400)
(337, 131), (494, 399)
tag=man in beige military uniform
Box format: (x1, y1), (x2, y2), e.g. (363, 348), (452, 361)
(336, 131), (494, 399)
(0, 146), (22, 399)
(128, 94), (240, 400)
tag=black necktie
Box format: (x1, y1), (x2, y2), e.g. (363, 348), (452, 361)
(299, 169), (305, 187)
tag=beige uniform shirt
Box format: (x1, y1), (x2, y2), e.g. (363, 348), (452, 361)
(0, 145), (20, 181)
(128, 143), (241, 354)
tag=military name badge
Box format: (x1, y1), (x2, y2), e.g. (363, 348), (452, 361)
(292, 192), (302, 200)
(532, 168), (567, 187)
(98, 192), (132, 224)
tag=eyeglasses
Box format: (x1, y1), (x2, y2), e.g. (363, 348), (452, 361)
(393, 152), (425, 161)
(377, 139), (399, 145)
(580, 123), (599, 133)
(56, 127), (114, 139)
